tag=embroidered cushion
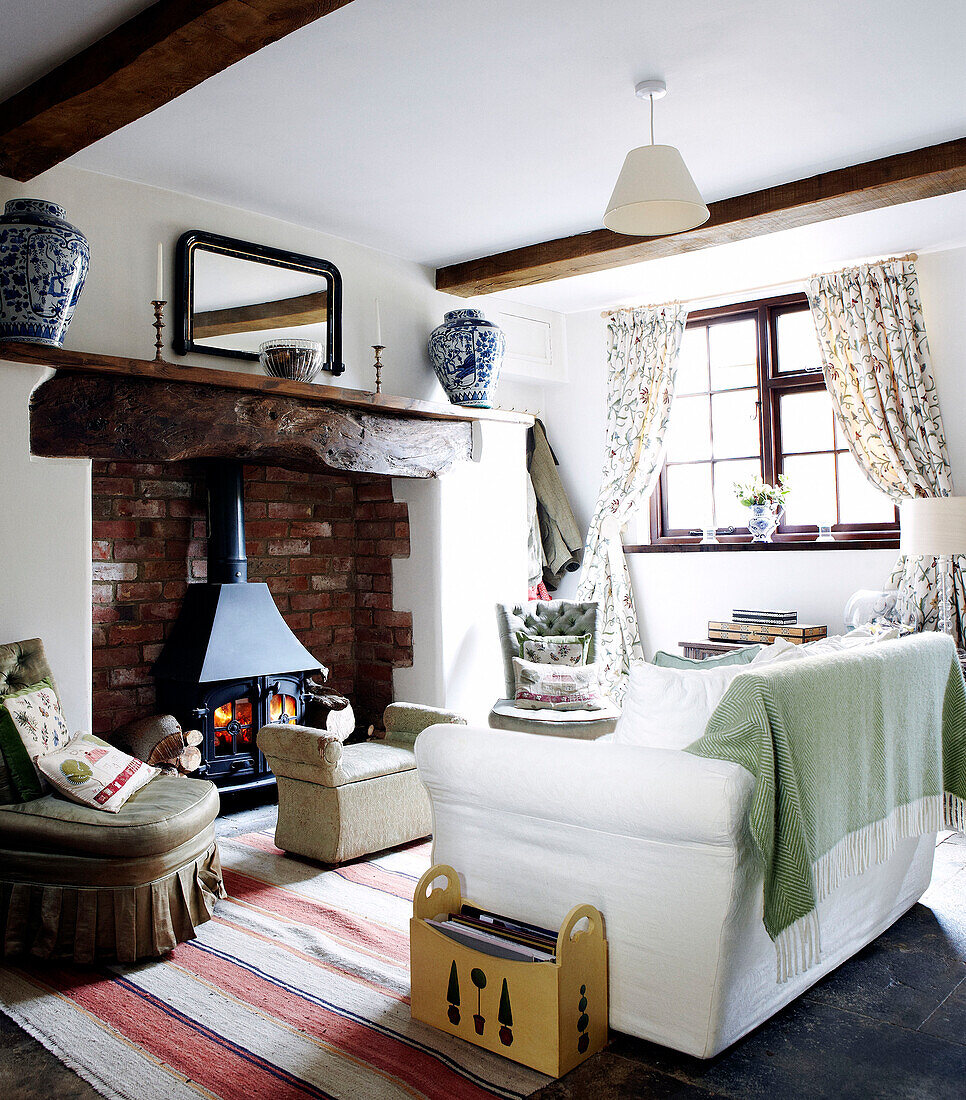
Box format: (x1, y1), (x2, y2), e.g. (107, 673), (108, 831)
(512, 657), (603, 711)
(517, 632), (592, 666)
(0, 679), (71, 801)
(37, 732), (159, 813)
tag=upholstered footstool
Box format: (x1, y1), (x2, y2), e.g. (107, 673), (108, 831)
(257, 704), (465, 864)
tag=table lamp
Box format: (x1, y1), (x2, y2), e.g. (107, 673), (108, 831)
(899, 497), (966, 637)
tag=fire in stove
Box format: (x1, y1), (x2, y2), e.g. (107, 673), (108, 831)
(153, 460), (324, 791)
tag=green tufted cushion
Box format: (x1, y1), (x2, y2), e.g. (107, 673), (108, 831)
(0, 639), (57, 804)
(496, 601), (599, 697)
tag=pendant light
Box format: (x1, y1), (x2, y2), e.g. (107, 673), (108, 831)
(603, 79), (710, 236)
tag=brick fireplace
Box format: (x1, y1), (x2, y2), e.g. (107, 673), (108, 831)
(20, 352), (523, 756)
(91, 459), (413, 739)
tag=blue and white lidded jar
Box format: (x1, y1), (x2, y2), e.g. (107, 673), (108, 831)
(0, 199), (90, 347)
(428, 309), (506, 408)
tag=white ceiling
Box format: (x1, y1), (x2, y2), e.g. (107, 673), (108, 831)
(6, 1), (966, 281)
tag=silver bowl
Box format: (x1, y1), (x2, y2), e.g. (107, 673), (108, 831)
(259, 339), (325, 382)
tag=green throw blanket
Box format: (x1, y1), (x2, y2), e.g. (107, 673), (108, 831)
(685, 633), (966, 980)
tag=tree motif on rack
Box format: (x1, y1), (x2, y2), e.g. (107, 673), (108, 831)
(446, 960), (461, 1025)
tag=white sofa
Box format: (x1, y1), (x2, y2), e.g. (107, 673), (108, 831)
(415, 725), (936, 1058)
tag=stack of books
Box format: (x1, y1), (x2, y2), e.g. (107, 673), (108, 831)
(732, 608), (797, 625)
(709, 611), (826, 644)
(426, 904), (558, 963)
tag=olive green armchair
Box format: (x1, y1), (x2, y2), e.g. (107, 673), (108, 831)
(0, 638), (225, 963)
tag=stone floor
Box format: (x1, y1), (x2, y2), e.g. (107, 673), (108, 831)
(1, 796), (963, 1100)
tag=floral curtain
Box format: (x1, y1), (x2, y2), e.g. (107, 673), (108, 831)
(576, 304), (688, 698)
(806, 259), (964, 643)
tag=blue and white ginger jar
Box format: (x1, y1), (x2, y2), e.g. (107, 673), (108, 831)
(0, 199), (89, 347)
(428, 309), (505, 408)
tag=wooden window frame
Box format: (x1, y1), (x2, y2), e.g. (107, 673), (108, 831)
(637, 292), (899, 551)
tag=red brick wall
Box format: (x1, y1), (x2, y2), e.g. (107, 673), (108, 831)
(91, 461), (412, 735)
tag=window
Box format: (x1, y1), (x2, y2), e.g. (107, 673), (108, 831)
(644, 293), (898, 548)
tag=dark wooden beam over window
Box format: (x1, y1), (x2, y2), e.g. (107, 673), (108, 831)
(0, 0), (357, 182)
(436, 138), (966, 297)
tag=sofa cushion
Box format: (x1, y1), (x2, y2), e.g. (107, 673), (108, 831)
(512, 656), (604, 711)
(489, 699), (619, 738)
(614, 661), (747, 750)
(0, 679), (72, 802)
(0, 775), (219, 859)
(517, 632), (593, 666)
(37, 732), (159, 813)
(0, 639), (58, 804)
(653, 646), (760, 669)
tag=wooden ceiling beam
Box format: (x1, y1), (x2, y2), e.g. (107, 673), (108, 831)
(0, 0), (357, 182)
(435, 138), (966, 297)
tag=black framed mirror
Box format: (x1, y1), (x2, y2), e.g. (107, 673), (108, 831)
(175, 231), (344, 374)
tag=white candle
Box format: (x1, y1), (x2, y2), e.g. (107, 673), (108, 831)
(156, 242), (164, 301)
(374, 298), (382, 345)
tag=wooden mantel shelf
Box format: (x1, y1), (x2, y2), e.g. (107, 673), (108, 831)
(1, 342), (533, 426)
(8, 342), (531, 479)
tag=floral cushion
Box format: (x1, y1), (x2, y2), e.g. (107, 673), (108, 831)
(516, 632), (592, 666)
(37, 732), (159, 813)
(512, 657), (604, 711)
(0, 679), (71, 801)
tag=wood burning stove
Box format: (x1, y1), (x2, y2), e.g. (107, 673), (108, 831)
(153, 460), (323, 791)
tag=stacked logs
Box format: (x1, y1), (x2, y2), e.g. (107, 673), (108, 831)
(112, 714), (203, 776)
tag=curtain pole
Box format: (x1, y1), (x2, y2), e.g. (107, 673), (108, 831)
(600, 252), (919, 318)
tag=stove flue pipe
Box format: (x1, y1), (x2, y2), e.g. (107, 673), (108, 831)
(205, 459), (247, 583)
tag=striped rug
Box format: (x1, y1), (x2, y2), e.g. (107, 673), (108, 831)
(0, 831), (548, 1100)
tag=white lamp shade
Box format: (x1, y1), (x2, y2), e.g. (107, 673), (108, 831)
(603, 144), (710, 236)
(899, 497), (966, 556)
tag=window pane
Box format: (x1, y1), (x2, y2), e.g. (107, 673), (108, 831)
(776, 309), (823, 374)
(676, 327), (709, 395)
(780, 390), (835, 454)
(833, 408), (849, 450)
(666, 395), (711, 462)
(709, 318), (758, 390)
(782, 454), (837, 525)
(714, 458), (761, 528)
(837, 454), (896, 524)
(666, 463), (713, 530)
(711, 389), (759, 459)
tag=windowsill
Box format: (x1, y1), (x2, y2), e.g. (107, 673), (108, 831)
(626, 537), (899, 553)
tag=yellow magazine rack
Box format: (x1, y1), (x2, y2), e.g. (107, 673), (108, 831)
(410, 864), (608, 1078)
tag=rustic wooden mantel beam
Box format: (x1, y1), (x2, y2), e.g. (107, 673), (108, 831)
(435, 138), (966, 297)
(30, 370), (472, 478)
(0, 0), (357, 181)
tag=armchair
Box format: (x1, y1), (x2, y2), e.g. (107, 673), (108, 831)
(0, 638), (225, 963)
(489, 600), (619, 739)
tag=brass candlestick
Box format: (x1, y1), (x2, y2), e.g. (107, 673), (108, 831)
(151, 300), (166, 362)
(372, 344), (385, 394)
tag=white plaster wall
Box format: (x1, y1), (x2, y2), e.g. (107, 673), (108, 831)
(394, 422), (529, 723)
(542, 245), (966, 655)
(0, 165), (535, 726)
(0, 363), (91, 729)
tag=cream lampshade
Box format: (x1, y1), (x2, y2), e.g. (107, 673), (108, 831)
(603, 79), (710, 237)
(899, 497), (966, 638)
(899, 497), (966, 557)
